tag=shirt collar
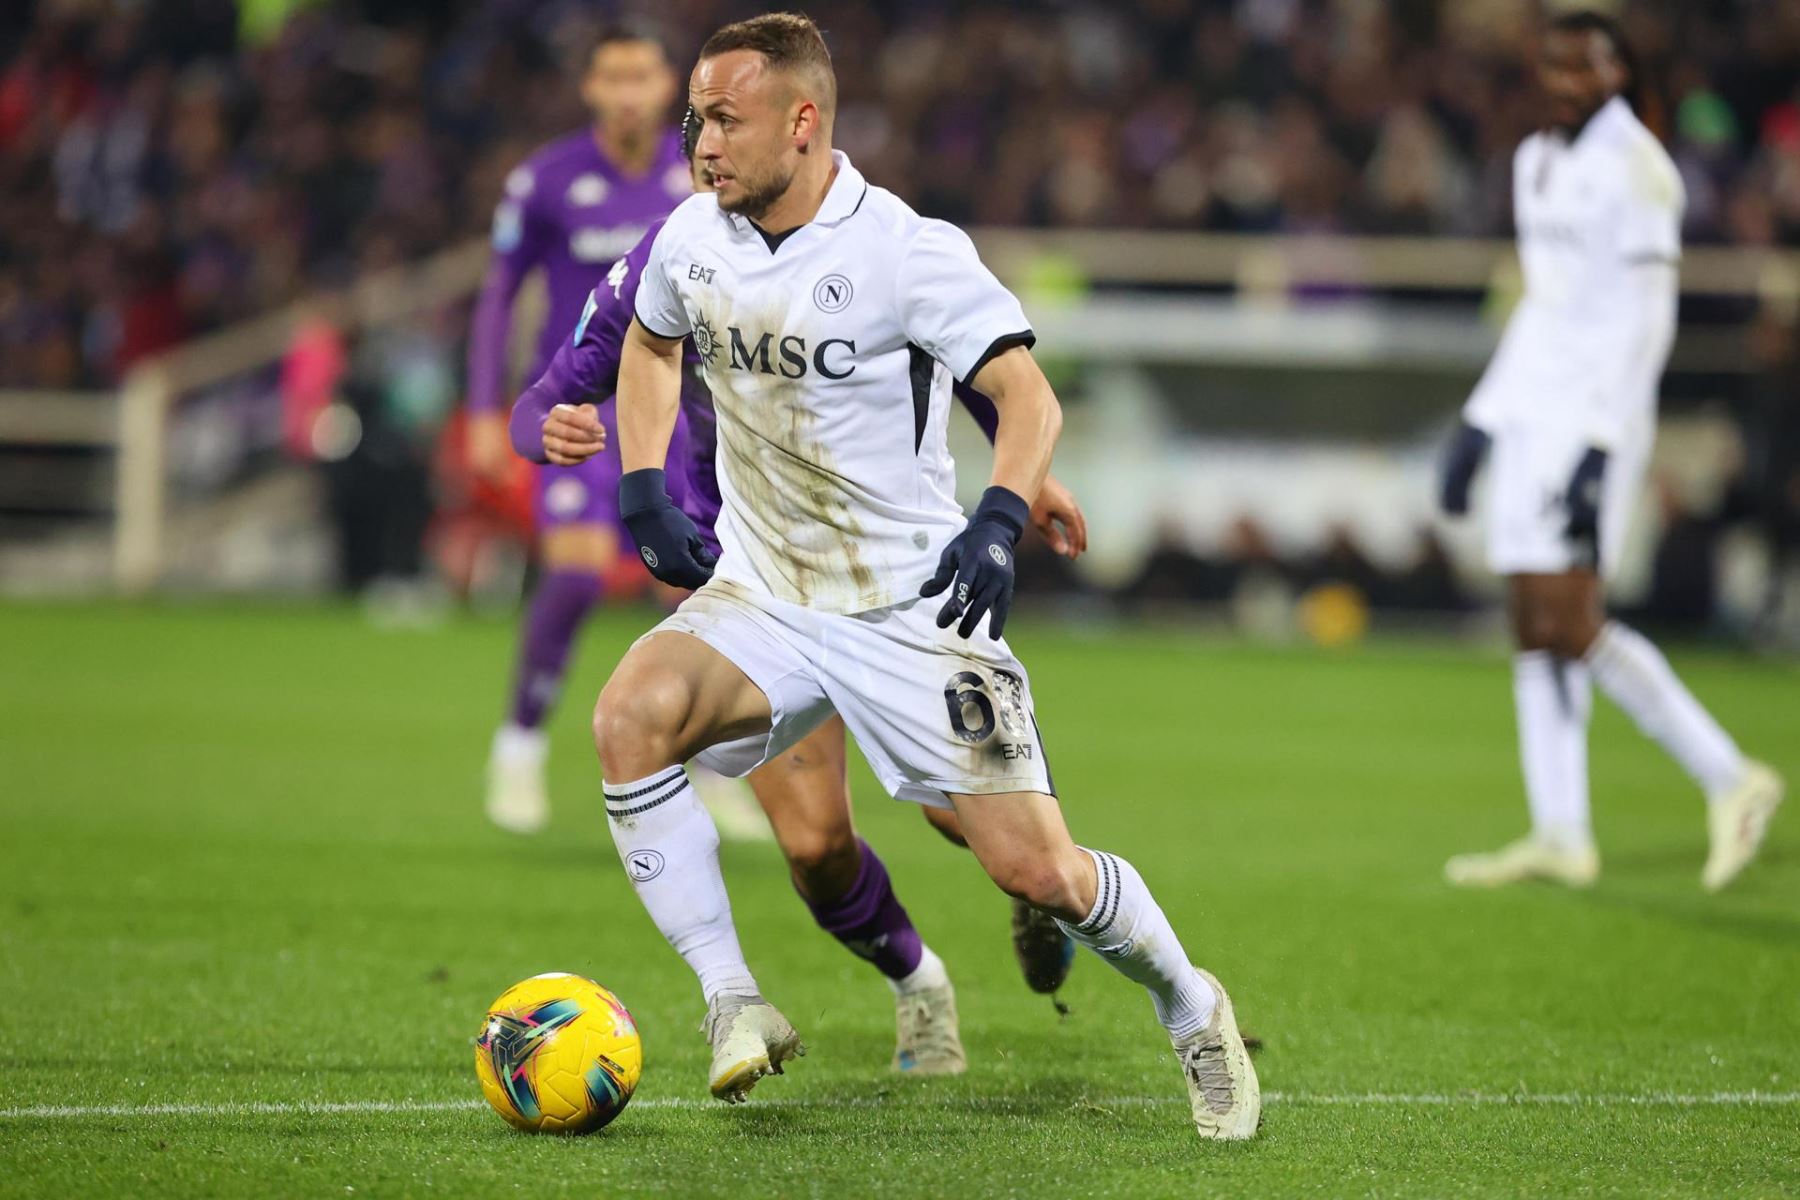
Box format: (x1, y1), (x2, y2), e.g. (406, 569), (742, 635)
(1570, 95), (1630, 148)
(813, 151), (867, 226)
(720, 150), (867, 236)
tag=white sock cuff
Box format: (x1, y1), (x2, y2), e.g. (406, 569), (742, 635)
(1068, 847), (1127, 940)
(603, 767), (692, 821)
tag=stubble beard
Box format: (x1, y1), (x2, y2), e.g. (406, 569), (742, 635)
(712, 161), (797, 223)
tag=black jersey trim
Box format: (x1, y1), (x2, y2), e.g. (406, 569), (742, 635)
(749, 222), (801, 254)
(961, 330), (1036, 386)
(908, 343), (934, 453)
(633, 299), (686, 342)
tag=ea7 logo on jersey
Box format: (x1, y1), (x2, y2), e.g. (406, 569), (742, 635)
(688, 263), (716, 284)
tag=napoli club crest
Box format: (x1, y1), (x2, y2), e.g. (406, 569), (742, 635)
(813, 274), (853, 313)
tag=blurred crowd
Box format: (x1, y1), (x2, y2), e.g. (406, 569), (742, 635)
(3, 0), (1799, 390)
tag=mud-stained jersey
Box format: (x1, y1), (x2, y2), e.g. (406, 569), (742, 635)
(632, 151), (1033, 614)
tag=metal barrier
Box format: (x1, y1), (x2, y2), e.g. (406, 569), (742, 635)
(0, 231), (1793, 595)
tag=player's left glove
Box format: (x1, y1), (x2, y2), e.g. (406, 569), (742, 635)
(620, 467), (716, 590)
(920, 485), (1029, 640)
(1563, 446), (1609, 570)
(1438, 421), (1491, 516)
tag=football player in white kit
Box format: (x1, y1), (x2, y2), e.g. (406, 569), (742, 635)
(1440, 12), (1783, 892)
(558, 14), (1258, 1139)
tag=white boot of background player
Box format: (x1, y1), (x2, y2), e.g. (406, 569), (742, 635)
(486, 723), (548, 834)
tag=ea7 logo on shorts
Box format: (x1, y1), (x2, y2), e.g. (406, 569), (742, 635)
(987, 545), (1008, 566)
(640, 547), (660, 569)
(626, 850), (665, 882)
(813, 274), (853, 313)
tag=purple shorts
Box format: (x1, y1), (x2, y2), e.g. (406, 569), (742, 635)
(532, 400), (625, 533)
(531, 401), (721, 560)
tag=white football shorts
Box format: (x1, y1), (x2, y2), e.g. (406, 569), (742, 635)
(1484, 423), (1648, 579)
(640, 579), (1054, 809)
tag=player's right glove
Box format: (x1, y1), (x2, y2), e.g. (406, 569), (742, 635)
(1563, 445), (1608, 570)
(1438, 421), (1491, 516)
(620, 467), (716, 590)
(920, 485), (1029, 640)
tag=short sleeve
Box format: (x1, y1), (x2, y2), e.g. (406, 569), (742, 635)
(1615, 142), (1683, 265)
(633, 220), (691, 340)
(897, 221), (1034, 383)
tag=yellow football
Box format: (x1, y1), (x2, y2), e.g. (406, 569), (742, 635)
(474, 972), (643, 1134)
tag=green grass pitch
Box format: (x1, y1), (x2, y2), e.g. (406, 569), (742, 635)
(1, 601), (1796, 1198)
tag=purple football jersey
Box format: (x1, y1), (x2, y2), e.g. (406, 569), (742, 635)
(467, 128), (691, 414)
(511, 217), (721, 542)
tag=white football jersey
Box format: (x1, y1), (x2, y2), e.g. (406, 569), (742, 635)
(634, 152), (1034, 614)
(1465, 97), (1683, 450)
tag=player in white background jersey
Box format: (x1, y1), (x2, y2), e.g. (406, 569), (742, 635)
(1440, 12), (1783, 892)
(561, 13), (1258, 1139)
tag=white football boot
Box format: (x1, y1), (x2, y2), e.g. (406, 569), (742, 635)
(892, 982), (966, 1076)
(1445, 835), (1599, 889)
(485, 724), (548, 834)
(692, 767), (775, 844)
(705, 993), (805, 1103)
(1702, 761), (1785, 892)
(1174, 968), (1260, 1141)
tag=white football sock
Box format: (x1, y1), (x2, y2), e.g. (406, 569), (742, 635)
(889, 945), (950, 997)
(1585, 622), (1746, 798)
(1512, 651), (1593, 850)
(493, 722), (547, 766)
(603, 767), (759, 1004)
(1056, 848), (1216, 1041)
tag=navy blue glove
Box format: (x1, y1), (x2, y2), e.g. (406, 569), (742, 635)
(1439, 421), (1491, 516)
(919, 485), (1029, 639)
(619, 468), (716, 590)
(1564, 446), (1608, 569)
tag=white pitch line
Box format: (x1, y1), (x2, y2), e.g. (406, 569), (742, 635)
(3, 1092), (1797, 1120)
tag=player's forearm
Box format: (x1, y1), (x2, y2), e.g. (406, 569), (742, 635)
(974, 349), (1062, 502)
(466, 267), (523, 413)
(509, 381), (554, 463)
(509, 333), (615, 462)
(616, 321), (684, 472)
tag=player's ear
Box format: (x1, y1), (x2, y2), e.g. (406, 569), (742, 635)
(792, 99), (818, 149)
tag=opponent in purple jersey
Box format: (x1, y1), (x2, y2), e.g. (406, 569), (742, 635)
(468, 26), (725, 838)
(512, 136), (1095, 1054)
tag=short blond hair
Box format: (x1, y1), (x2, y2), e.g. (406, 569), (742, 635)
(699, 12), (835, 117)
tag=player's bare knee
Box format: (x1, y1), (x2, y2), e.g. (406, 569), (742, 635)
(592, 672), (691, 779)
